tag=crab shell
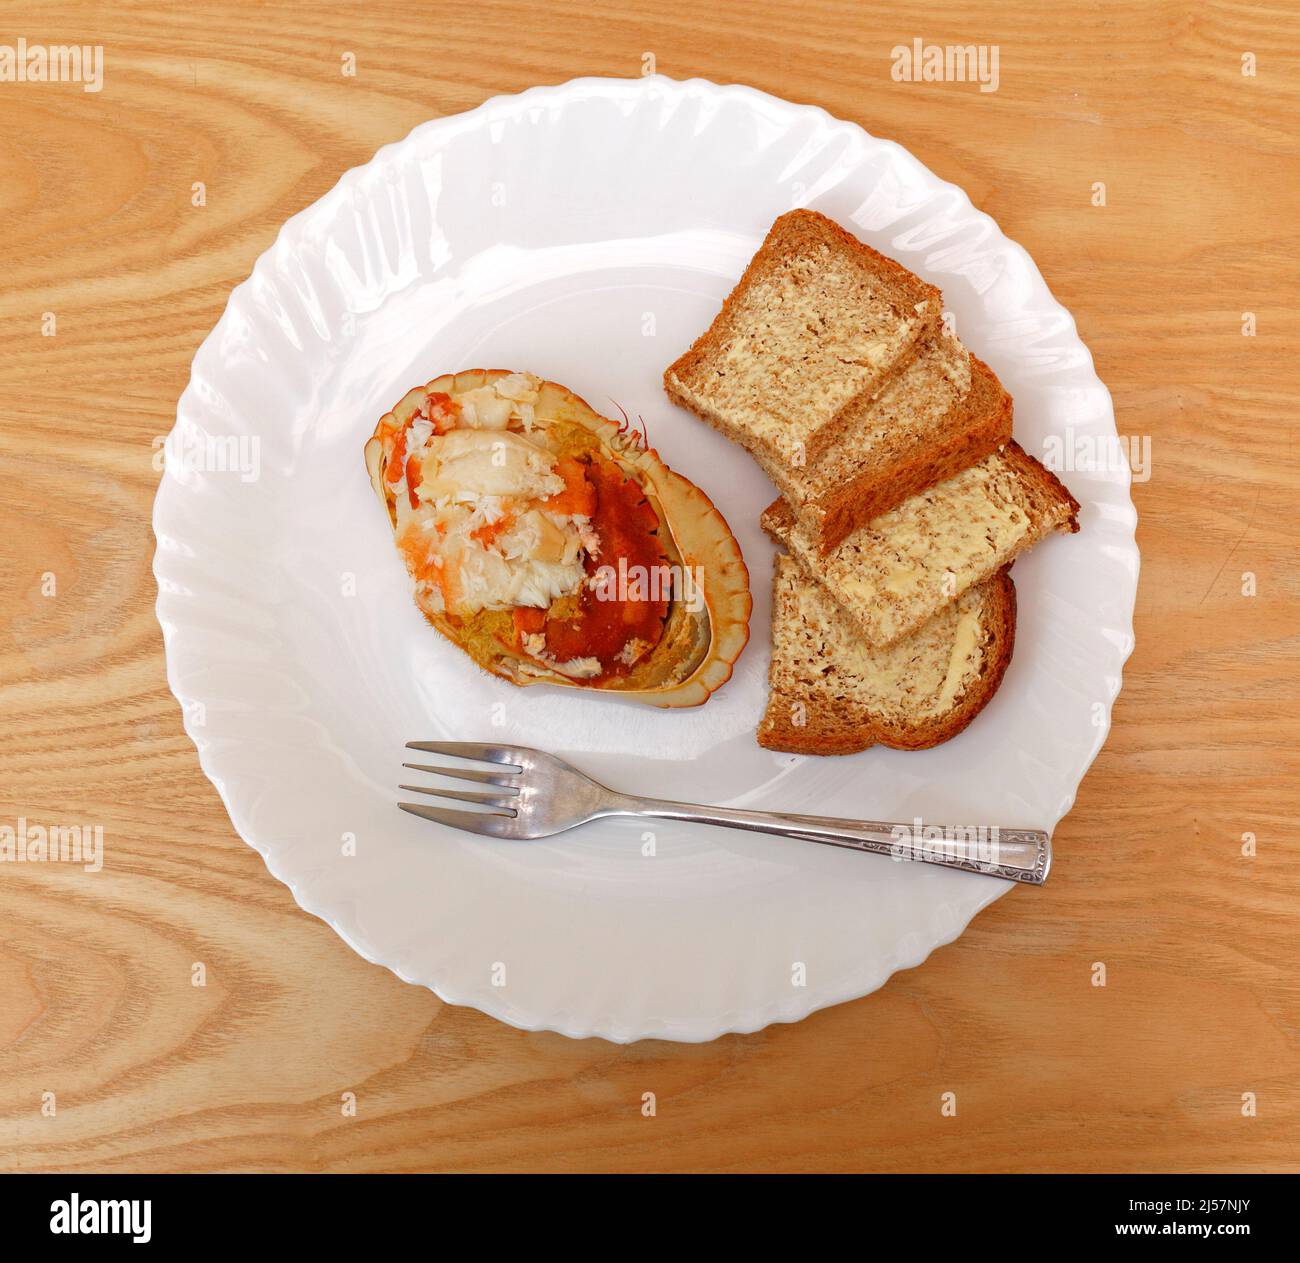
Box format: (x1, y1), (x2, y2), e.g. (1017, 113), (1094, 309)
(364, 369), (751, 708)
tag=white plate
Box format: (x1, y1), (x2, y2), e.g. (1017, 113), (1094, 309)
(153, 76), (1137, 1043)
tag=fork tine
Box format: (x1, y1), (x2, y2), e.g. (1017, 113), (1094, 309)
(401, 761), (518, 787)
(405, 740), (525, 767)
(398, 783), (518, 810)
(398, 802), (514, 836)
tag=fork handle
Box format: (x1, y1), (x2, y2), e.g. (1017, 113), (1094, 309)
(609, 798), (1051, 885)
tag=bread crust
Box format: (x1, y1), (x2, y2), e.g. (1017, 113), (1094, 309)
(658, 206), (1083, 751)
(663, 209), (941, 467)
(760, 438), (1080, 538)
(804, 353), (1013, 554)
(760, 439), (1080, 646)
(757, 567), (1017, 755)
(998, 439), (1082, 532)
(867, 567), (1017, 750)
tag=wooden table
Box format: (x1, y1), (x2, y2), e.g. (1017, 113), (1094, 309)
(2, 0), (1297, 1173)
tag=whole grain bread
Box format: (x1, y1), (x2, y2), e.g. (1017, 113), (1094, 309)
(763, 441), (1080, 648)
(759, 555), (1017, 755)
(778, 344), (1013, 554)
(663, 209), (941, 476)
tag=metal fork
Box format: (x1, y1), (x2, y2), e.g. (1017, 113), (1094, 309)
(399, 741), (1051, 885)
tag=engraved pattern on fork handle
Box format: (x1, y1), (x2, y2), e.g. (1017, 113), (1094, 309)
(607, 798), (1052, 885)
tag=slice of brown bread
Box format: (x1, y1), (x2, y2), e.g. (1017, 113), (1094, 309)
(763, 442), (1080, 648)
(664, 209), (941, 476)
(777, 344), (1013, 554)
(759, 556), (1017, 755)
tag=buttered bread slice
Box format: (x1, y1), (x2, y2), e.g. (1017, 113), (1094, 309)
(664, 209), (941, 477)
(763, 442), (1079, 648)
(774, 339), (1013, 554)
(759, 556), (1017, 755)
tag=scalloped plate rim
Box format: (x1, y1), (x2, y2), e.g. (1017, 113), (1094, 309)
(152, 74), (1139, 1044)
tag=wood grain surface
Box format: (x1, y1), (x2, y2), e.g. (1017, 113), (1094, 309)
(1, 0), (1298, 1173)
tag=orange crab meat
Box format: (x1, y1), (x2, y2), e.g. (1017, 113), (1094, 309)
(543, 457), (598, 518)
(531, 455), (669, 677)
(471, 513), (514, 548)
(512, 606), (547, 640)
(386, 429), (407, 484)
(426, 391), (459, 434)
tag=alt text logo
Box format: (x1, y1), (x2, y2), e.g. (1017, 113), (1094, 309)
(590, 559), (705, 613)
(1042, 428), (1151, 483)
(889, 819), (1002, 865)
(0, 39), (104, 94)
(153, 419), (262, 482)
(50, 1195), (151, 1243)
(891, 39), (1000, 94)
(0, 818), (103, 873)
